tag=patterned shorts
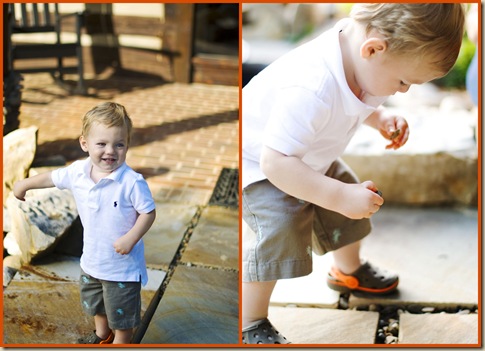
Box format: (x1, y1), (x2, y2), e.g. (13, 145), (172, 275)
(79, 270), (142, 330)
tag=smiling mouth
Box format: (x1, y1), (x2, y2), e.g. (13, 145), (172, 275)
(102, 158), (117, 164)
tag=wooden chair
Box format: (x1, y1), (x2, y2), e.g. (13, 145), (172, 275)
(7, 4), (87, 94)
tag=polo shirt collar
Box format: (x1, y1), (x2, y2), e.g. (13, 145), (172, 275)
(82, 157), (128, 184)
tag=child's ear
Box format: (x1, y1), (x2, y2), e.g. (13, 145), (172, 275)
(360, 37), (387, 58)
(79, 135), (89, 152)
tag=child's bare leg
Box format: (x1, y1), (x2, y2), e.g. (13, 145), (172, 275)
(332, 240), (362, 274)
(113, 329), (133, 344)
(242, 280), (277, 329)
(94, 314), (111, 339)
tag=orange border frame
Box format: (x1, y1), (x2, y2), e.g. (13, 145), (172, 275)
(1, 1), (482, 349)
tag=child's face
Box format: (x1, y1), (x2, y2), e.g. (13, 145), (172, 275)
(355, 51), (444, 97)
(79, 122), (129, 175)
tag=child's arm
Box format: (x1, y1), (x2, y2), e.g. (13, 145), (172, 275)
(113, 209), (156, 255)
(364, 107), (409, 150)
(261, 146), (383, 219)
(13, 171), (55, 201)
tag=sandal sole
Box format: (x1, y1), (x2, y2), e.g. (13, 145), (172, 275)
(327, 275), (399, 296)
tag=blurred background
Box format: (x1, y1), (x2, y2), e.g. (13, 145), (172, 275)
(242, 3), (479, 208)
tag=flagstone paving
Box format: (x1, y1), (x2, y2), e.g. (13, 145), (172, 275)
(268, 206), (479, 345)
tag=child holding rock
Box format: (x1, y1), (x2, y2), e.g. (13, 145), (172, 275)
(242, 3), (464, 344)
(14, 102), (156, 344)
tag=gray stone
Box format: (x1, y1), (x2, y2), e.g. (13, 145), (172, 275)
(270, 252), (339, 308)
(142, 265), (238, 344)
(343, 152), (477, 206)
(350, 206), (478, 308)
(143, 202), (199, 269)
(181, 206), (238, 270)
(3, 126), (38, 206)
(3, 256), (21, 286)
(399, 313), (478, 344)
(268, 306), (379, 344)
(5, 187), (78, 265)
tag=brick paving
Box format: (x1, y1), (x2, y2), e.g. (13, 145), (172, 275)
(17, 72), (239, 203)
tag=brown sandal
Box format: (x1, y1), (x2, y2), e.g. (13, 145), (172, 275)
(242, 319), (291, 344)
(327, 261), (398, 296)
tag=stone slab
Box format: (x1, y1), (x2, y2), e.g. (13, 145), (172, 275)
(143, 202), (199, 269)
(268, 306), (379, 344)
(270, 253), (339, 308)
(181, 206), (239, 270)
(3, 279), (159, 345)
(141, 265), (239, 345)
(3, 281), (93, 344)
(350, 206), (478, 308)
(10, 254), (166, 292)
(399, 313), (478, 345)
(3, 253), (164, 345)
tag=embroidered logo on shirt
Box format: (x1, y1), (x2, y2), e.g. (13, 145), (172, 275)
(114, 201), (118, 207)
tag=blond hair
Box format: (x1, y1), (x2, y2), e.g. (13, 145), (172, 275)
(351, 3), (465, 74)
(81, 102), (133, 144)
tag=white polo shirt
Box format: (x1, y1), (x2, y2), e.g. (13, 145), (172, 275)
(51, 158), (155, 286)
(242, 18), (388, 189)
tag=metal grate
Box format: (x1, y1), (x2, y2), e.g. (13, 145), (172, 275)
(208, 168), (239, 208)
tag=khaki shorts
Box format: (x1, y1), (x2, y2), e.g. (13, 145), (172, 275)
(80, 270), (142, 330)
(242, 159), (372, 282)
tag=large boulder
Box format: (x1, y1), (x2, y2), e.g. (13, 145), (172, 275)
(5, 187), (78, 267)
(3, 126), (38, 206)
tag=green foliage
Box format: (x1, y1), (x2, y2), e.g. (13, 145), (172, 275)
(434, 36), (476, 89)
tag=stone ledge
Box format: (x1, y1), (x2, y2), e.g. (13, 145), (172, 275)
(344, 85), (477, 206)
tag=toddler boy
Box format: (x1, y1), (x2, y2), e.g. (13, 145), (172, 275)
(242, 3), (464, 344)
(14, 102), (156, 344)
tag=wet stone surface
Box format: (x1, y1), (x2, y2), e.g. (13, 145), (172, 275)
(181, 206), (239, 270)
(141, 265), (239, 344)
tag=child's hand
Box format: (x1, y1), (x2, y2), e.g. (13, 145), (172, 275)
(379, 114), (409, 150)
(113, 234), (137, 255)
(113, 211), (156, 255)
(13, 180), (27, 201)
(338, 181), (384, 219)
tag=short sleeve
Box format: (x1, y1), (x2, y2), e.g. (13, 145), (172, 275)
(130, 178), (156, 214)
(264, 86), (331, 158)
(51, 164), (73, 190)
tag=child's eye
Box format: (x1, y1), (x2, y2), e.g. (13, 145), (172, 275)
(97, 143), (106, 147)
(116, 143), (125, 148)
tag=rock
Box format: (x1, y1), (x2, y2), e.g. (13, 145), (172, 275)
(5, 187), (78, 265)
(4, 232), (21, 256)
(3, 255), (22, 286)
(4, 206), (11, 233)
(385, 335), (398, 344)
(3, 126), (38, 206)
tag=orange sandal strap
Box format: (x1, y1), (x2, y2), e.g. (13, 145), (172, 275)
(329, 266), (359, 289)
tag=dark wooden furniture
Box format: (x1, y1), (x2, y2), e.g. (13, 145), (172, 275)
(7, 3), (87, 94)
